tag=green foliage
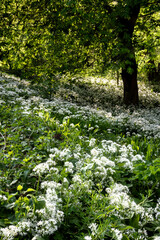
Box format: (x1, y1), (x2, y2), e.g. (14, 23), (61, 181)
(0, 74), (160, 239)
(135, 7), (160, 81)
(1, 0), (160, 105)
(1, 0), (160, 80)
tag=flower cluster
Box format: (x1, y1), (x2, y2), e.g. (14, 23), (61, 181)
(0, 73), (160, 240)
(0, 181), (64, 239)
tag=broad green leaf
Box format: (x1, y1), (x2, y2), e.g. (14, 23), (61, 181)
(130, 214), (139, 228)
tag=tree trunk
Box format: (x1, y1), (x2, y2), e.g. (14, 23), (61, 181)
(118, 2), (140, 105)
(147, 59), (157, 82)
(122, 57), (139, 105)
(158, 63), (160, 81)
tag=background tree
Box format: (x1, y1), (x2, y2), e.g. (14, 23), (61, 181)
(135, 5), (160, 82)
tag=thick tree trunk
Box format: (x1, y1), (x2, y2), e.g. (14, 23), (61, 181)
(118, 3), (140, 105)
(122, 56), (139, 105)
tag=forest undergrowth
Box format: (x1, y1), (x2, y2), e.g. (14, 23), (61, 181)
(0, 72), (160, 240)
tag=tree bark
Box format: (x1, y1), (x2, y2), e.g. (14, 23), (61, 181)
(122, 56), (139, 105)
(147, 59), (157, 82)
(118, 3), (140, 105)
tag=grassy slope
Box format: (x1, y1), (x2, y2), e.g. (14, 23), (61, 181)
(0, 72), (160, 240)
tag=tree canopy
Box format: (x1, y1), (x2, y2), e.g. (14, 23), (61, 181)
(0, 0), (160, 104)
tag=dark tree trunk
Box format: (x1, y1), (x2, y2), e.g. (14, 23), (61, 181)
(158, 63), (160, 81)
(118, 3), (140, 105)
(122, 57), (139, 105)
(147, 59), (157, 82)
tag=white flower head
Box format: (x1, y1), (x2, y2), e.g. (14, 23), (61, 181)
(64, 161), (74, 173)
(33, 162), (49, 175)
(89, 138), (96, 147)
(112, 228), (123, 240)
(101, 156), (115, 167)
(84, 236), (92, 240)
(154, 237), (160, 240)
(89, 223), (98, 236)
(90, 148), (99, 157)
(0, 225), (19, 240)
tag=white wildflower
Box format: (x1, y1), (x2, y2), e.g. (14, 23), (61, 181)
(84, 236), (92, 240)
(89, 138), (96, 147)
(18, 220), (32, 232)
(117, 157), (133, 169)
(46, 158), (56, 166)
(50, 148), (60, 154)
(60, 148), (71, 159)
(112, 228), (123, 240)
(50, 167), (59, 174)
(108, 143), (117, 153)
(0, 195), (7, 201)
(90, 148), (99, 156)
(0, 225), (19, 240)
(132, 154), (144, 162)
(153, 237), (160, 240)
(64, 161), (74, 173)
(33, 162), (49, 175)
(72, 174), (82, 183)
(32, 235), (41, 240)
(101, 156), (115, 167)
(89, 223), (98, 236)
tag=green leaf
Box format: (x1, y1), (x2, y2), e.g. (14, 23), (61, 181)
(25, 188), (35, 193)
(0, 219), (5, 227)
(5, 203), (15, 209)
(36, 237), (45, 240)
(8, 193), (18, 201)
(130, 213), (139, 228)
(10, 180), (18, 186)
(122, 234), (130, 240)
(35, 200), (46, 210)
(23, 170), (30, 179)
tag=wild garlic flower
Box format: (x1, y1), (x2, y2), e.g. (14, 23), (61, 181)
(31, 235), (41, 240)
(90, 148), (99, 157)
(89, 138), (96, 147)
(50, 147), (60, 154)
(41, 181), (61, 190)
(89, 223), (98, 236)
(0, 180), (64, 239)
(108, 183), (144, 214)
(153, 237), (160, 240)
(117, 157), (133, 170)
(60, 148), (71, 159)
(112, 228), (123, 240)
(33, 162), (49, 175)
(0, 225), (20, 240)
(101, 156), (115, 167)
(64, 161), (74, 173)
(0, 195), (7, 201)
(72, 174), (82, 184)
(84, 236), (92, 240)
(18, 221), (32, 233)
